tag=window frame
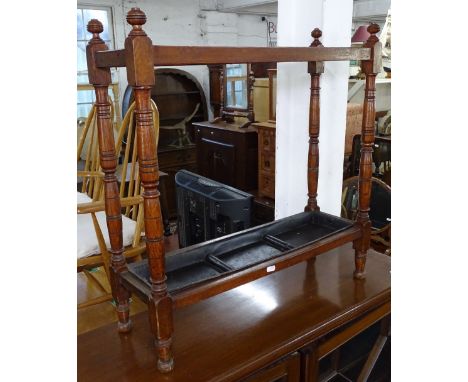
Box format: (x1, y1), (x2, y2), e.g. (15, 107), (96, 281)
(77, 4), (119, 121)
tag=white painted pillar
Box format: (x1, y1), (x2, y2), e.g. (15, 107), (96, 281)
(275, 0), (353, 219)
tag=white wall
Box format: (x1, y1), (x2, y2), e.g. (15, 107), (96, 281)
(78, 0), (277, 119)
(353, 0), (390, 20)
(349, 81), (391, 112)
(275, 0), (353, 219)
(352, 0), (390, 34)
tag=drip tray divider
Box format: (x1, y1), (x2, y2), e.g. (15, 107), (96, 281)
(206, 255), (233, 272)
(263, 235), (295, 251)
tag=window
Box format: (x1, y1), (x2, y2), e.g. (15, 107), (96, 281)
(77, 6), (118, 119)
(225, 64), (248, 109)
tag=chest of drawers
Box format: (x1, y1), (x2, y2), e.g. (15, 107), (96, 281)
(254, 121), (277, 199)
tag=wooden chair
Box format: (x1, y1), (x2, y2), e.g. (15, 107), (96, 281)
(341, 176), (391, 253)
(346, 134), (391, 185)
(77, 99), (115, 201)
(77, 100), (160, 308)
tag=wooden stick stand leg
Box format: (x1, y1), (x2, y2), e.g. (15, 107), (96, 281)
(125, 9), (174, 372)
(303, 29), (323, 265)
(86, 20), (132, 332)
(304, 28), (324, 213)
(353, 24), (381, 279)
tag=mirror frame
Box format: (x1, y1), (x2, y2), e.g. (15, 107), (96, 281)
(210, 63), (255, 128)
(223, 63), (249, 112)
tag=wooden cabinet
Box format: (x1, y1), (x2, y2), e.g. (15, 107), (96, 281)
(254, 121), (276, 199)
(122, 68), (208, 126)
(245, 353), (301, 381)
(121, 69), (207, 218)
(193, 120), (258, 191)
(158, 145), (197, 218)
(253, 78), (270, 123)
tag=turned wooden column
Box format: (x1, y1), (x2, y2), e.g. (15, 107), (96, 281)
(207, 64), (224, 118)
(124, 8), (174, 372)
(219, 66), (225, 118)
(86, 20), (132, 332)
(247, 64), (256, 122)
(353, 24), (382, 279)
(305, 28), (324, 212)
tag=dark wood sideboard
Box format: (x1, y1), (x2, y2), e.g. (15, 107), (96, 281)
(78, 244), (390, 381)
(193, 120), (258, 191)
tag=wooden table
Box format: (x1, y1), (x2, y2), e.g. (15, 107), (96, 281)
(78, 244), (390, 381)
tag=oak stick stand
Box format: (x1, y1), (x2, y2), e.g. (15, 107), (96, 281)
(86, 8), (381, 373)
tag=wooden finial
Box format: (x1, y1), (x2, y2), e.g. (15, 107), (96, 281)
(310, 28), (322, 47)
(367, 23), (380, 43)
(367, 23), (380, 35)
(87, 19), (104, 43)
(127, 7), (147, 36)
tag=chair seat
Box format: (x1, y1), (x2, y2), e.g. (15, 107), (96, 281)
(77, 192), (137, 259)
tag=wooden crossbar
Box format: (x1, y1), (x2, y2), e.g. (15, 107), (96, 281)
(95, 46), (370, 68)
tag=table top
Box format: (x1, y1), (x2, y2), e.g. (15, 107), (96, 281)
(251, 120), (276, 129)
(78, 243), (390, 382)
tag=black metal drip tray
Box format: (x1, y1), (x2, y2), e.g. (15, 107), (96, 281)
(166, 262), (223, 291)
(215, 242), (283, 270)
(274, 211), (352, 248)
(127, 259), (225, 293)
(126, 211), (353, 293)
(275, 223), (336, 247)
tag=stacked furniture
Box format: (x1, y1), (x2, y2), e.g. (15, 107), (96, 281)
(196, 61), (259, 190)
(122, 68), (208, 218)
(85, 8), (383, 375)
